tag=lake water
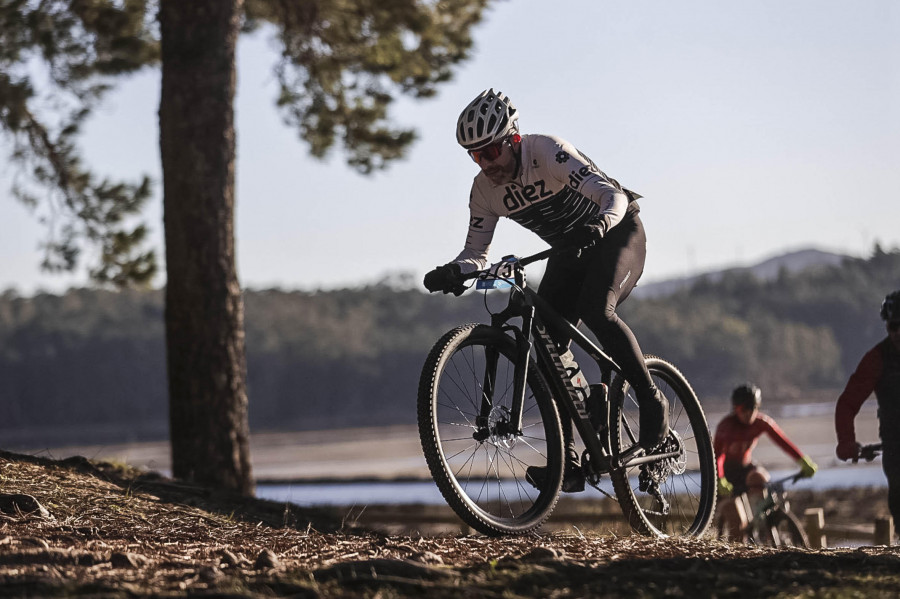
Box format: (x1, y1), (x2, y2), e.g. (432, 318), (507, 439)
(257, 464), (888, 507)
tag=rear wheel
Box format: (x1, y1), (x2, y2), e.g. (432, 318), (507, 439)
(418, 324), (564, 535)
(609, 355), (716, 537)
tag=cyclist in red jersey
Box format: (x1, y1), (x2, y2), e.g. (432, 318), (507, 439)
(715, 383), (818, 539)
(835, 290), (900, 523)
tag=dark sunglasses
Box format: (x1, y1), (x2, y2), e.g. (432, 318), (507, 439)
(468, 139), (508, 164)
(888, 321), (900, 332)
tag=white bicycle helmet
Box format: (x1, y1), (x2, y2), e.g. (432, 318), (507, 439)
(456, 89), (519, 150)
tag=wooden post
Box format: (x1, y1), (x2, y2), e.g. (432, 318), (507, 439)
(874, 516), (894, 546)
(804, 508), (826, 549)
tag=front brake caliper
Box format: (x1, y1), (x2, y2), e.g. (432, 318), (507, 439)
(473, 415), (490, 442)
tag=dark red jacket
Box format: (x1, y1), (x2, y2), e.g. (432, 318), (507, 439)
(835, 337), (900, 444)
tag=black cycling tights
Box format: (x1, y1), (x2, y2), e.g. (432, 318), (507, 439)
(883, 441), (900, 522)
(538, 213), (654, 403)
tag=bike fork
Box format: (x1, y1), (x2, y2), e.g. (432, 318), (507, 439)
(475, 307), (535, 437)
(474, 344), (500, 438)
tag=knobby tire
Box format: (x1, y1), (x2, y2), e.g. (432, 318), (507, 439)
(609, 355), (716, 537)
(756, 510), (810, 548)
(418, 324), (565, 535)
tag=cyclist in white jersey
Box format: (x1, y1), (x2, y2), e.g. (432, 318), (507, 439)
(424, 89), (669, 492)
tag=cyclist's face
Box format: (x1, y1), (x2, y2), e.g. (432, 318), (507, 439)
(735, 404), (758, 424)
(470, 137), (518, 185)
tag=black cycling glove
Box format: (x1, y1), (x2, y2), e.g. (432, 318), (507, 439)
(569, 223), (606, 250)
(423, 263), (466, 296)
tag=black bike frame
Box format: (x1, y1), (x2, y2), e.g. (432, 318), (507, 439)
(476, 251), (673, 472)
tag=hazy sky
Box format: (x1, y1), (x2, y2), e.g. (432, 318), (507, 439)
(2, 0), (898, 294)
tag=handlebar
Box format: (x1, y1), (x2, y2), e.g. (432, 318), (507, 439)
(460, 246), (569, 282)
(855, 443), (882, 463)
(770, 471), (805, 489)
(519, 247), (560, 267)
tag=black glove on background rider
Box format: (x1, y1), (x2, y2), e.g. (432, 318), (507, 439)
(423, 263), (466, 296)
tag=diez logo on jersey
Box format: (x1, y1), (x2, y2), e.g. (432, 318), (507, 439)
(568, 165), (595, 190)
(502, 180), (552, 210)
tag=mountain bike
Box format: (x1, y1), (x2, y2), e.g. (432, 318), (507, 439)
(417, 248), (716, 537)
(719, 472), (810, 548)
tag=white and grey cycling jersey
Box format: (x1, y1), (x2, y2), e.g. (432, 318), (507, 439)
(452, 134), (641, 273)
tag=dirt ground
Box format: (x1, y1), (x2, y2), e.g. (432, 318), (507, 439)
(2, 449), (900, 598)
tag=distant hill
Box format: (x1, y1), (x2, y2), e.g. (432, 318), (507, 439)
(633, 248), (849, 298)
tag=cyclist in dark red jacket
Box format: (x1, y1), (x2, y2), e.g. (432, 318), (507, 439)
(835, 290), (900, 523)
(714, 383), (817, 539)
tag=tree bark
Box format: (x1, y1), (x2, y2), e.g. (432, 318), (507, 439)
(158, 0), (253, 495)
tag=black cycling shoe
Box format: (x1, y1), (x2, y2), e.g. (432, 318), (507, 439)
(525, 461), (585, 493)
(638, 387), (670, 451)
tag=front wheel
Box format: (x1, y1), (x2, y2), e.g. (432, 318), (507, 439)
(418, 324), (565, 535)
(609, 355), (716, 537)
(753, 510), (810, 548)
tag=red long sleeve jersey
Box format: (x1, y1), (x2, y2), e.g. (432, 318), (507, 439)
(713, 412), (804, 478)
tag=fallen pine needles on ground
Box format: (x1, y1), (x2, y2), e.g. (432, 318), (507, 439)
(1, 449), (899, 598)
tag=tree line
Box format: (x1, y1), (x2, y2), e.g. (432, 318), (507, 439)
(621, 245), (899, 399)
(2, 246), (898, 449)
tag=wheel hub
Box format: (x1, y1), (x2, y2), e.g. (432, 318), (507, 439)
(472, 406), (519, 448)
(666, 429), (687, 475)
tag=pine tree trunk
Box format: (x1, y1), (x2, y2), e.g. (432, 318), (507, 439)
(158, 0), (253, 495)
